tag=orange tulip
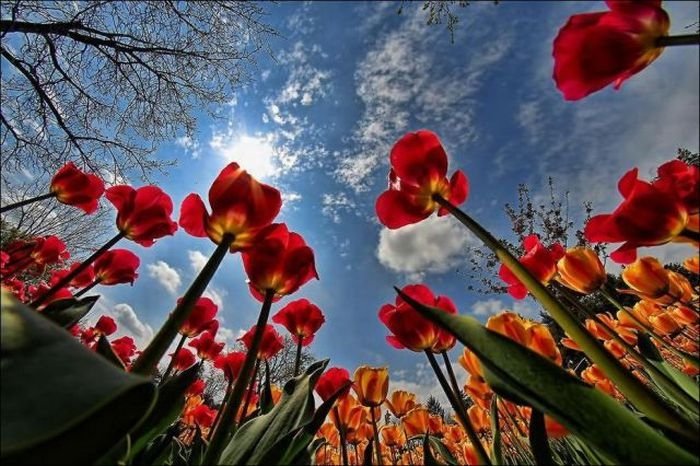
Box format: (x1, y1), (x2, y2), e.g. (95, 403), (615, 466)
(581, 364), (618, 397)
(270, 384), (283, 405)
(318, 422), (340, 448)
(444, 424), (466, 444)
(604, 339), (627, 359)
(380, 424), (405, 447)
(385, 390), (417, 418)
(315, 445), (339, 465)
(428, 414), (445, 437)
(458, 348), (483, 378)
(671, 305), (698, 326)
(526, 322), (562, 365)
(649, 311), (680, 336)
(667, 271), (693, 304)
(556, 247), (606, 294)
(402, 406), (430, 438)
(467, 406), (490, 435)
(465, 376), (492, 410)
(621, 257), (671, 302)
(683, 255), (699, 274)
(486, 311), (530, 346)
(330, 394), (366, 432)
(347, 423), (373, 445)
(460, 441), (480, 466)
(353, 366), (389, 407)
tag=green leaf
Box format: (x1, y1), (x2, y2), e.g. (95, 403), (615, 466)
(490, 396), (503, 465)
(218, 358), (329, 465)
(96, 334), (127, 370)
(259, 360), (274, 415)
(529, 409), (553, 465)
(128, 362), (201, 459)
(396, 288), (698, 465)
(1, 291), (156, 465)
(429, 436), (458, 465)
(40, 295), (100, 329)
(423, 433), (443, 466)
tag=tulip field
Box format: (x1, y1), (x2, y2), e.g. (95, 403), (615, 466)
(1, 1), (699, 465)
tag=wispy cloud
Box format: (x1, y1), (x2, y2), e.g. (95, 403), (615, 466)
(147, 260), (182, 295)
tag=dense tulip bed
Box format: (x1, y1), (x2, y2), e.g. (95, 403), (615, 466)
(1, 1), (699, 465)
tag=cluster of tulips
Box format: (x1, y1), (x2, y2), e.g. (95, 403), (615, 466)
(2, 0), (699, 465)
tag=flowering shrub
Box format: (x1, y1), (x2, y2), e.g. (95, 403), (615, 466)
(1, 2), (699, 465)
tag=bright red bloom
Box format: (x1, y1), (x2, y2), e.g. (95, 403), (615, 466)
(50, 162), (105, 214)
(499, 235), (565, 299)
(2, 240), (38, 276)
(186, 379), (206, 397)
(179, 296), (218, 338)
(0, 251), (9, 273)
(238, 324), (284, 361)
(376, 130), (468, 229)
(316, 367), (352, 401)
(188, 331), (224, 361)
(2, 278), (26, 302)
(31, 235), (70, 268)
(214, 351), (246, 381)
(653, 160), (700, 215)
(105, 185), (178, 247)
(242, 223), (319, 302)
(29, 282), (73, 309)
(95, 315), (117, 336)
(553, 0), (670, 100)
(93, 249), (140, 285)
(584, 168), (688, 263)
(50, 262), (96, 289)
(379, 284), (457, 352)
(189, 404), (217, 429)
(111, 336), (137, 365)
(171, 347), (196, 372)
(179, 162), (282, 251)
(272, 298), (325, 346)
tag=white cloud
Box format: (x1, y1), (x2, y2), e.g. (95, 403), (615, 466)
(276, 42), (331, 107)
(147, 260), (182, 295)
(111, 303), (154, 345)
(202, 287), (225, 311)
(188, 250), (208, 275)
(377, 215), (478, 280)
(471, 298), (504, 317)
(321, 192), (357, 223)
(471, 297), (542, 320)
(175, 135), (201, 159)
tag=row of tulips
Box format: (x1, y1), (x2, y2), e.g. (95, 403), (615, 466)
(2, 0), (700, 464)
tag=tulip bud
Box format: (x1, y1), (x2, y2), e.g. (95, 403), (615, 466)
(556, 247), (606, 294)
(621, 257), (670, 301)
(353, 366), (389, 407)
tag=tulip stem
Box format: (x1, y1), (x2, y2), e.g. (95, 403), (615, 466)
(425, 350), (491, 465)
(294, 338), (303, 376)
(160, 334), (186, 384)
(30, 231), (124, 308)
(656, 34), (700, 47)
(370, 405), (384, 466)
(131, 234), (234, 376)
(209, 378), (234, 440)
(433, 195), (695, 438)
(600, 287), (700, 369)
(334, 406), (350, 466)
(0, 192), (56, 213)
(239, 358), (260, 424)
(73, 278), (101, 298)
(556, 284), (699, 415)
(203, 289), (275, 465)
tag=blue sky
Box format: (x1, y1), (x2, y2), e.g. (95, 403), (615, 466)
(85, 1), (698, 403)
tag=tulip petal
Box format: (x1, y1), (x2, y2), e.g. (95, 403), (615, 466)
(376, 190), (431, 230)
(105, 185), (135, 211)
(386, 335), (406, 349)
(179, 193), (209, 238)
(610, 242), (638, 264)
(390, 130), (448, 184)
(584, 214), (622, 242)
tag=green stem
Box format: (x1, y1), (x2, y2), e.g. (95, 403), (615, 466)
(425, 350), (491, 465)
(239, 358), (260, 424)
(294, 338), (302, 376)
(370, 405), (383, 466)
(160, 334), (187, 384)
(31, 231), (124, 307)
(600, 287), (700, 369)
(556, 285), (699, 416)
(0, 191), (55, 213)
(203, 289), (275, 465)
(434, 195), (694, 437)
(73, 278), (101, 298)
(131, 235), (233, 375)
(334, 406), (350, 466)
(656, 34), (700, 47)
(209, 378), (234, 440)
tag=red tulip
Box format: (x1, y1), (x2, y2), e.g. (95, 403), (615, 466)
(214, 351), (247, 381)
(241, 223), (318, 302)
(92, 249), (140, 285)
(239, 324), (284, 361)
(105, 185), (178, 246)
(179, 162), (282, 251)
(2, 278), (26, 302)
(272, 298), (325, 346)
(29, 282), (73, 309)
(50, 162), (105, 214)
(316, 367), (352, 401)
(190, 404), (217, 429)
(170, 347), (196, 372)
(499, 235), (565, 299)
(179, 296), (218, 338)
(553, 0), (670, 100)
(50, 262), (96, 289)
(189, 331), (224, 361)
(653, 160), (699, 215)
(584, 168), (688, 263)
(0, 251), (9, 273)
(111, 336), (137, 365)
(376, 130), (468, 229)
(1, 240), (38, 276)
(186, 379), (206, 397)
(431, 294), (459, 353)
(31, 235), (70, 268)
(95, 315), (117, 336)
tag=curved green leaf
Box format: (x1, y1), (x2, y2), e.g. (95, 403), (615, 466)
(423, 433), (443, 466)
(429, 436), (458, 465)
(396, 288), (698, 465)
(1, 291), (156, 465)
(40, 295), (100, 329)
(638, 334), (699, 407)
(219, 358), (329, 465)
